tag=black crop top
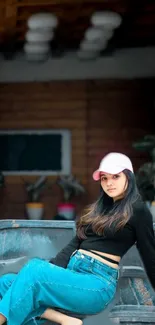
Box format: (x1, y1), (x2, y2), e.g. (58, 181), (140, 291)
(51, 200), (155, 289)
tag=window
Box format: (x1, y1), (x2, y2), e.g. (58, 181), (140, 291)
(0, 129), (71, 175)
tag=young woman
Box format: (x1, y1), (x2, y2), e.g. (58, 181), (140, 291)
(0, 152), (155, 325)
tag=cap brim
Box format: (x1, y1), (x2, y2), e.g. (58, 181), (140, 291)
(92, 166), (124, 181)
(92, 170), (101, 181)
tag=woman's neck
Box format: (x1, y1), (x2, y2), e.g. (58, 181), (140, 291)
(113, 195), (124, 202)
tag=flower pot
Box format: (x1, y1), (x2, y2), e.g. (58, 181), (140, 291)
(57, 203), (76, 220)
(26, 202), (44, 220)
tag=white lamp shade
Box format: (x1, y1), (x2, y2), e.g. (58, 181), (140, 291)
(24, 42), (50, 54)
(80, 40), (107, 51)
(25, 30), (54, 42)
(91, 11), (122, 29)
(84, 27), (113, 41)
(28, 13), (58, 30)
(77, 50), (99, 60)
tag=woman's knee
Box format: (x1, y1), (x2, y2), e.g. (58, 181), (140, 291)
(24, 258), (48, 274)
(26, 257), (46, 267)
(18, 258), (50, 285)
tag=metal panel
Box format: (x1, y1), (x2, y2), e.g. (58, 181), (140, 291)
(1, 220), (155, 325)
(0, 220), (76, 275)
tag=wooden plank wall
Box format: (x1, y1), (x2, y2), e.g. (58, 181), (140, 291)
(87, 79), (155, 200)
(0, 79), (154, 220)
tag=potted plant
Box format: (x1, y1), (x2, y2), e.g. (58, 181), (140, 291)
(56, 175), (85, 220)
(23, 176), (49, 220)
(132, 134), (155, 220)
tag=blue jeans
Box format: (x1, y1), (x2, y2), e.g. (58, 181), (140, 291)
(0, 273), (45, 325)
(0, 251), (119, 325)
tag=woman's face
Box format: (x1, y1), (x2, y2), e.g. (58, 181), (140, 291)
(100, 172), (128, 200)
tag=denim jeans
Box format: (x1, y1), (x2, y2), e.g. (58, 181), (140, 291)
(0, 251), (119, 325)
(0, 274), (44, 325)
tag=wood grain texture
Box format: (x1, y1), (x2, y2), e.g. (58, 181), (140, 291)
(0, 79), (154, 219)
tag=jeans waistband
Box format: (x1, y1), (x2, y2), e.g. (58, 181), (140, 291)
(72, 250), (119, 280)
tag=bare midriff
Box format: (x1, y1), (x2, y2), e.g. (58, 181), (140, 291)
(78, 249), (121, 269)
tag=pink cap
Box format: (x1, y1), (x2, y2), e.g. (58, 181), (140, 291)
(93, 152), (133, 181)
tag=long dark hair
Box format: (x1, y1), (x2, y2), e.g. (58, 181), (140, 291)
(76, 170), (141, 239)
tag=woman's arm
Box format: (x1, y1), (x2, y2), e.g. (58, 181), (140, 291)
(133, 202), (155, 289)
(50, 235), (82, 268)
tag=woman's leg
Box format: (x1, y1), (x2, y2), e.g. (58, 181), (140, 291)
(41, 308), (82, 325)
(0, 257), (104, 325)
(0, 274), (78, 325)
(0, 315), (5, 324)
(0, 273), (82, 325)
(0, 311), (83, 325)
(0, 274), (44, 325)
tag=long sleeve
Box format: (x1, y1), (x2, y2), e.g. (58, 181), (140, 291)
(133, 202), (155, 289)
(50, 235), (82, 268)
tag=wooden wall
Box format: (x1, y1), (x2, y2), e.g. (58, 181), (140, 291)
(0, 79), (154, 220)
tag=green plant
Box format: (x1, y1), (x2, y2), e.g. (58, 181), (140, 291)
(132, 134), (155, 202)
(56, 175), (85, 202)
(22, 176), (50, 202)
